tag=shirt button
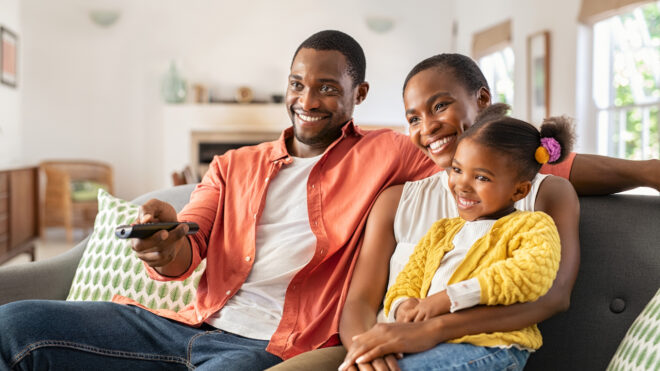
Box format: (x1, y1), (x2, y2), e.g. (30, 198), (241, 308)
(253, 213), (257, 219)
(265, 177), (269, 182)
(245, 256), (251, 262)
(197, 314), (203, 321)
(225, 290), (231, 295)
(314, 221), (318, 226)
(320, 249), (325, 255)
(311, 184), (315, 189)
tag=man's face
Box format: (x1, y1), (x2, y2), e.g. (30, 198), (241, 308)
(286, 48), (365, 155)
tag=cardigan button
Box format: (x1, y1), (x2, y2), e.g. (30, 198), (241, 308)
(610, 298), (626, 313)
(245, 256), (251, 262)
(226, 290), (231, 296)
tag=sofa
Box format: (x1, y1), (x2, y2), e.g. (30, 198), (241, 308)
(0, 184), (658, 370)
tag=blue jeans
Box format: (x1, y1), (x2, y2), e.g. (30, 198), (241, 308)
(0, 300), (282, 371)
(398, 343), (529, 371)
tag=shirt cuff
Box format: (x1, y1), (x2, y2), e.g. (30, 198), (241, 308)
(447, 278), (481, 313)
(386, 296), (410, 323)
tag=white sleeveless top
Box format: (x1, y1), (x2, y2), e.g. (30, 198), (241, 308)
(377, 171), (549, 321)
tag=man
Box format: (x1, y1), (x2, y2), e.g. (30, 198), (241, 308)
(0, 30), (438, 370)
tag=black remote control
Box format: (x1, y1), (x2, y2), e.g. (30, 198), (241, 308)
(115, 222), (199, 239)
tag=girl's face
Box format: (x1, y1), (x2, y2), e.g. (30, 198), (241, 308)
(447, 138), (530, 221)
(403, 67), (490, 169)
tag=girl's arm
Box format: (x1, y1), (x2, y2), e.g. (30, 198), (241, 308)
(341, 176), (580, 366)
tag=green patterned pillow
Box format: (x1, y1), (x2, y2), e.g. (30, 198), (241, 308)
(67, 189), (206, 312)
(607, 288), (660, 371)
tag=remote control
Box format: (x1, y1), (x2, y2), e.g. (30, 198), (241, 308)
(115, 222), (199, 239)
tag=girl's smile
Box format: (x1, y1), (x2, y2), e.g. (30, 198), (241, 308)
(448, 138), (530, 221)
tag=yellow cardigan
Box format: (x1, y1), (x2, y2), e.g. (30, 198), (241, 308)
(384, 210), (560, 350)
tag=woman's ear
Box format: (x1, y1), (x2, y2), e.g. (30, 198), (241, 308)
(354, 82), (370, 105)
(476, 87), (491, 111)
(512, 180), (532, 202)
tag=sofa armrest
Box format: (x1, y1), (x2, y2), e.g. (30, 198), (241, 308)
(0, 237), (87, 305)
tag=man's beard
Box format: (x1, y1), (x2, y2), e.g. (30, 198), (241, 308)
(292, 122), (343, 147)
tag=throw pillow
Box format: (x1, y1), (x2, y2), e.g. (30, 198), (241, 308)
(67, 189), (206, 312)
(607, 288), (660, 371)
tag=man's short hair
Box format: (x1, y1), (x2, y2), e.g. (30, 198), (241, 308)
(292, 30), (366, 87)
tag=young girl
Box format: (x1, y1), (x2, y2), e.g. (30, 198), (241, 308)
(375, 103), (574, 370)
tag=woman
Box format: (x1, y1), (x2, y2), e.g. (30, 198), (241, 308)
(338, 54), (580, 370)
(271, 54), (659, 371)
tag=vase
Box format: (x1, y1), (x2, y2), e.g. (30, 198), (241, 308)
(161, 61), (187, 103)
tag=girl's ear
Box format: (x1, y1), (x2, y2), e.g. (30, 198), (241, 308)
(476, 87), (491, 111)
(512, 180), (532, 202)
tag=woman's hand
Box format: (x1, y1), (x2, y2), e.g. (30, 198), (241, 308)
(341, 354), (402, 371)
(341, 321), (442, 369)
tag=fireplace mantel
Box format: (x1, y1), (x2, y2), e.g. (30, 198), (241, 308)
(162, 103), (290, 186)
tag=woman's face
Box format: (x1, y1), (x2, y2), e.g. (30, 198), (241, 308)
(403, 67), (490, 168)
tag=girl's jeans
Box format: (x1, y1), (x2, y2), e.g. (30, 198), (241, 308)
(0, 300), (282, 371)
(398, 342), (529, 371)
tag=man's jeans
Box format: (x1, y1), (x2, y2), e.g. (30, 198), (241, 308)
(397, 342), (529, 371)
(0, 300), (282, 371)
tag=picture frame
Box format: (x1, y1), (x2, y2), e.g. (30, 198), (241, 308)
(527, 31), (550, 124)
(1, 26), (18, 88)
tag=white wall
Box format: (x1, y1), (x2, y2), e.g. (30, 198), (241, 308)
(0, 0), (21, 165)
(453, 0), (582, 140)
(20, 0), (454, 199)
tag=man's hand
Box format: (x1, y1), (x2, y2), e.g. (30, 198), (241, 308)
(131, 199), (192, 276)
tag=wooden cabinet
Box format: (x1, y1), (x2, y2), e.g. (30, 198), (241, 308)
(0, 166), (38, 265)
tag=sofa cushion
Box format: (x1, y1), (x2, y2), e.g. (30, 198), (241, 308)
(66, 189), (206, 311)
(607, 288), (660, 371)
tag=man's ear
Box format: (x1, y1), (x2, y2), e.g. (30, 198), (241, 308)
(476, 87), (491, 111)
(354, 82), (370, 105)
(512, 180), (532, 202)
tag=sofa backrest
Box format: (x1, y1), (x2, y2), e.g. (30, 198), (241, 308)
(526, 194), (660, 370)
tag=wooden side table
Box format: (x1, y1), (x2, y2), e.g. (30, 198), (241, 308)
(0, 165), (38, 265)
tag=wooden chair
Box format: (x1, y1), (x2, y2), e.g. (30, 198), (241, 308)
(39, 160), (114, 243)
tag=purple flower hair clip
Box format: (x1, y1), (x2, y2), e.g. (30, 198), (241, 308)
(540, 137), (561, 163)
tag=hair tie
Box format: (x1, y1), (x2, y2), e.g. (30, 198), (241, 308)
(535, 137), (561, 164)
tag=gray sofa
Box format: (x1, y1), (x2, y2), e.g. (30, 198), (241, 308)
(0, 184), (658, 370)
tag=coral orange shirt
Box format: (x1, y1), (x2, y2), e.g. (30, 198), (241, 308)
(114, 121), (439, 359)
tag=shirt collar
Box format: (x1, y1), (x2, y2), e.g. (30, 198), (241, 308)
(269, 120), (363, 162)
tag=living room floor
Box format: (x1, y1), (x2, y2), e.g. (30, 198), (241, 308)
(1, 228), (80, 268)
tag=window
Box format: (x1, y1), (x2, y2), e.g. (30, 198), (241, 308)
(478, 47), (515, 105)
(592, 1), (660, 160)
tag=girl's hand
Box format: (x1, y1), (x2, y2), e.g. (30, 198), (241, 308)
(410, 291), (451, 322)
(341, 321), (440, 367)
(395, 298), (420, 322)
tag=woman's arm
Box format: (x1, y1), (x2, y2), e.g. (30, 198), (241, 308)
(342, 176), (580, 365)
(339, 185), (404, 371)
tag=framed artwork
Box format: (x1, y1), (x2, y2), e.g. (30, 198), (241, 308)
(527, 31), (550, 124)
(1, 26), (18, 88)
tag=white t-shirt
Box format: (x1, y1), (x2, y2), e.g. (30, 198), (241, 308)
(206, 154), (321, 339)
